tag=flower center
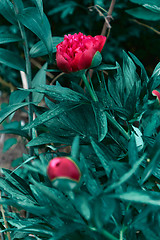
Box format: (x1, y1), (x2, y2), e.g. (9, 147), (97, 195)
(57, 32), (92, 60)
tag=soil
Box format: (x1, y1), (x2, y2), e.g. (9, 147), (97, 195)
(0, 93), (27, 170)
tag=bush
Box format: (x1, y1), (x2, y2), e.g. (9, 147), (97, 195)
(0, 0), (160, 239)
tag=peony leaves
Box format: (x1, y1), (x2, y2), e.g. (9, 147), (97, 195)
(18, 7), (53, 55)
(0, 48), (25, 71)
(30, 37), (64, 58)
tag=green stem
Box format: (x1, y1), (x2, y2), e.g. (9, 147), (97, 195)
(82, 73), (98, 102)
(90, 226), (119, 240)
(105, 112), (130, 141)
(13, 2), (33, 156)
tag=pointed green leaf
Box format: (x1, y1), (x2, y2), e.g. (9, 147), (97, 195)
(9, 90), (29, 105)
(23, 103), (80, 130)
(3, 138), (17, 152)
(126, 7), (160, 21)
(0, 129), (30, 140)
(30, 36), (64, 57)
(0, 102), (32, 124)
(92, 102), (108, 142)
(18, 7), (53, 55)
(90, 51), (102, 68)
(32, 62), (48, 103)
(0, 48), (25, 71)
(0, 0), (16, 25)
(0, 33), (22, 44)
(32, 0), (43, 18)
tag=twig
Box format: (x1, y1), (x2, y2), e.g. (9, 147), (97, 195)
(131, 19), (160, 35)
(50, 72), (64, 85)
(0, 192), (11, 240)
(101, 0), (117, 36)
(0, 77), (16, 91)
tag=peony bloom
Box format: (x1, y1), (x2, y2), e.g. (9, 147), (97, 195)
(56, 32), (106, 73)
(47, 157), (81, 182)
(152, 90), (160, 103)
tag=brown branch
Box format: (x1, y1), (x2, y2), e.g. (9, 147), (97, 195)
(101, 0), (116, 36)
(50, 72), (64, 85)
(131, 19), (160, 35)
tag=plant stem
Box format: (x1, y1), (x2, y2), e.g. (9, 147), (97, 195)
(105, 112), (130, 141)
(82, 73), (98, 102)
(90, 226), (119, 240)
(13, 2), (33, 156)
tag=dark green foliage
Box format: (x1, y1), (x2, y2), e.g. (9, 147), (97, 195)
(0, 0), (160, 240)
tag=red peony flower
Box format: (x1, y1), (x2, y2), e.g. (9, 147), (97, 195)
(56, 32), (106, 73)
(152, 90), (160, 103)
(47, 157), (81, 182)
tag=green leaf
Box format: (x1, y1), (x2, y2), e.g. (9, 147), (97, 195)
(18, 7), (53, 55)
(90, 51), (102, 68)
(0, 129), (30, 140)
(35, 84), (88, 102)
(32, 0), (43, 18)
(23, 102), (80, 130)
(0, 0), (16, 25)
(80, 152), (102, 196)
(71, 135), (80, 159)
(30, 36), (64, 58)
(0, 102), (33, 124)
(32, 62), (48, 103)
(1, 169), (34, 199)
(129, 52), (149, 83)
(150, 62), (160, 90)
(90, 139), (112, 177)
(3, 138), (17, 152)
(126, 7), (160, 21)
(13, 0), (24, 13)
(104, 154), (146, 193)
(0, 48), (25, 71)
(26, 133), (65, 146)
(96, 64), (118, 71)
(9, 90), (29, 105)
(48, 1), (78, 16)
(110, 190), (160, 206)
(140, 149), (160, 185)
(0, 33), (22, 44)
(128, 134), (138, 166)
(130, 0), (160, 7)
(143, 4), (160, 13)
(92, 102), (108, 142)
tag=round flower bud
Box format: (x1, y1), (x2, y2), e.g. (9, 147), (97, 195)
(47, 157), (81, 183)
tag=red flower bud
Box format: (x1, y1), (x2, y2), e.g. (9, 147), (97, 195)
(152, 90), (160, 103)
(56, 32), (106, 73)
(47, 157), (81, 182)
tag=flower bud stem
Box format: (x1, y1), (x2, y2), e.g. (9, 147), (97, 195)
(82, 73), (98, 102)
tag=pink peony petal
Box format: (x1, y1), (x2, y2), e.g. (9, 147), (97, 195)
(152, 90), (160, 103)
(78, 47), (96, 70)
(94, 35), (106, 52)
(56, 52), (72, 73)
